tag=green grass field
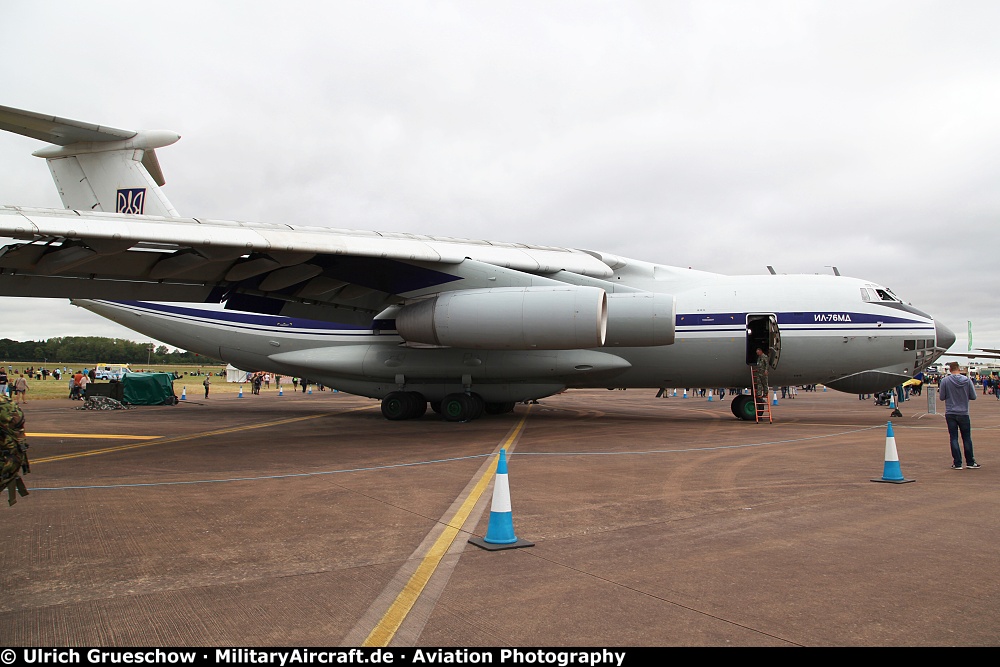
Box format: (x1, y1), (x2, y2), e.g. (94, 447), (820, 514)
(2, 363), (300, 401)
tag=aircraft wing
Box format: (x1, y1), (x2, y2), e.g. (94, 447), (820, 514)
(942, 350), (1000, 360)
(0, 206), (637, 327)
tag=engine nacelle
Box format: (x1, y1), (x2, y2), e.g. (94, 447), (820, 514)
(395, 286), (607, 350)
(604, 292), (676, 346)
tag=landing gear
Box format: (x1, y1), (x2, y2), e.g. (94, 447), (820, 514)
(381, 391), (428, 420)
(731, 394), (757, 421)
(440, 393), (485, 422)
(382, 392), (517, 421)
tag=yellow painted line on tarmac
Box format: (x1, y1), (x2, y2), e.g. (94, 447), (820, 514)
(362, 411), (531, 647)
(28, 433), (161, 440)
(31, 404), (377, 464)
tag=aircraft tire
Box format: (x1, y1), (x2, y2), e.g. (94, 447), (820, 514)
(441, 393), (480, 422)
(405, 392), (428, 419)
(468, 393), (485, 420)
(484, 401), (516, 415)
(731, 394), (756, 421)
(382, 392), (414, 420)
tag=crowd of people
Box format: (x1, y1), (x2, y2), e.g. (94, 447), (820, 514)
(0, 368), (31, 404)
(216, 372), (335, 397)
(656, 384), (821, 399)
(0, 363), (346, 402)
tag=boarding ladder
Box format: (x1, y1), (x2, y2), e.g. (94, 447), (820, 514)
(750, 366), (772, 423)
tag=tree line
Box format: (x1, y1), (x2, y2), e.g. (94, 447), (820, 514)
(0, 337), (221, 365)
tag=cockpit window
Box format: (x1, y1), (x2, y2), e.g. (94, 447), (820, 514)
(861, 288), (871, 301)
(875, 288), (896, 302)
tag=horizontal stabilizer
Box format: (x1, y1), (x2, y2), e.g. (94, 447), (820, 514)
(0, 104), (135, 145)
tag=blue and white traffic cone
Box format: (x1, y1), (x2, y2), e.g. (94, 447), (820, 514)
(308, 386), (312, 394)
(278, 386), (283, 396)
(672, 389), (677, 397)
(469, 449), (534, 551)
(871, 421), (915, 484)
(181, 386), (186, 401)
(238, 385), (244, 398)
(889, 393), (896, 409)
(682, 389), (688, 398)
(707, 389), (713, 402)
(772, 391), (778, 406)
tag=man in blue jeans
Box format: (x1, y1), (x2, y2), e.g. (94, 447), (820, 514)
(938, 361), (980, 470)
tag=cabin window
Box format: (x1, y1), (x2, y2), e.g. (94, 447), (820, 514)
(917, 340), (925, 349)
(904, 340), (916, 351)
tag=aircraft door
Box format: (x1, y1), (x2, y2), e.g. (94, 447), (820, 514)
(746, 314), (781, 369)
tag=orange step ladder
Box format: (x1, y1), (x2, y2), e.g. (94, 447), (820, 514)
(750, 367), (772, 423)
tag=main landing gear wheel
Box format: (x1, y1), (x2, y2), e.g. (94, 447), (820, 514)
(731, 394), (757, 421)
(381, 391), (427, 420)
(441, 393), (485, 422)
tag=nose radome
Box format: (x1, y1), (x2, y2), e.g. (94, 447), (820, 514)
(936, 320), (956, 350)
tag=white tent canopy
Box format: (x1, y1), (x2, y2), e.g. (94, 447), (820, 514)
(225, 364), (252, 383)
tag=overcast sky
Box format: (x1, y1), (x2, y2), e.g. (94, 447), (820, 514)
(1, 1), (998, 360)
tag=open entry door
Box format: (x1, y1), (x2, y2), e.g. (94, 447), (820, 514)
(746, 314), (781, 369)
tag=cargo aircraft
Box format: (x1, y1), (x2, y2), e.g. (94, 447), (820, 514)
(0, 104), (955, 421)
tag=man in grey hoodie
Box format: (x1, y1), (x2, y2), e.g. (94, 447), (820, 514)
(938, 361), (980, 470)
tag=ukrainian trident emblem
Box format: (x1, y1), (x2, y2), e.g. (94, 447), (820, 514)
(116, 188), (146, 214)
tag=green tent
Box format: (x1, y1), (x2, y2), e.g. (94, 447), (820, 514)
(122, 372), (178, 406)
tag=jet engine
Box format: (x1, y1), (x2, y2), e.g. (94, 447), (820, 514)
(395, 286), (677, 350)
(396, 286), (608, 350)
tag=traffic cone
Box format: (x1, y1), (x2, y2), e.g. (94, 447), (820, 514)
(308, 387), (312, 394)
(871, 421), (915, 484)
(181, 386), (186, 401)
(707, 389), (713, 402)
(672, 389), (677, 397)
(682, 389), (688, 398)
(278, 386), (284, 396)
(889, 392), (896, 409)
(238, 385), (244, 398)
(469, 449), (534, 551)
(772, 391), (778, 406)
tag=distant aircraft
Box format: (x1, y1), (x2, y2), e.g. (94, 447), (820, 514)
(0, 104), (955, 421)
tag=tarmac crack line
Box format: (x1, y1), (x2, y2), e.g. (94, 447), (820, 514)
(29, 405), (377, 464)
(28, 453), (494, 491)
(511, 424), (885, 458)
(346, 409), (532, 648)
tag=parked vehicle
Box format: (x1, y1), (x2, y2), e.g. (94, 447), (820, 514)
(93, 364), (131, 381)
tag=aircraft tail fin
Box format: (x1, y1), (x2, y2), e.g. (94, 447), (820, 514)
(0, 104), (181, 217)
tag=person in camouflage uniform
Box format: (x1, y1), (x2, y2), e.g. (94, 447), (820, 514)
(754, 347), (769, 404)
(0, 393), (30, 506)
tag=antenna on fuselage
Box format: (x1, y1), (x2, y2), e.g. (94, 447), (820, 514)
(825, 266), (841, 276)
(766, 266), (776, 275)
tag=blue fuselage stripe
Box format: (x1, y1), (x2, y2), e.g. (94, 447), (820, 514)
(105, 302), (932, 339)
